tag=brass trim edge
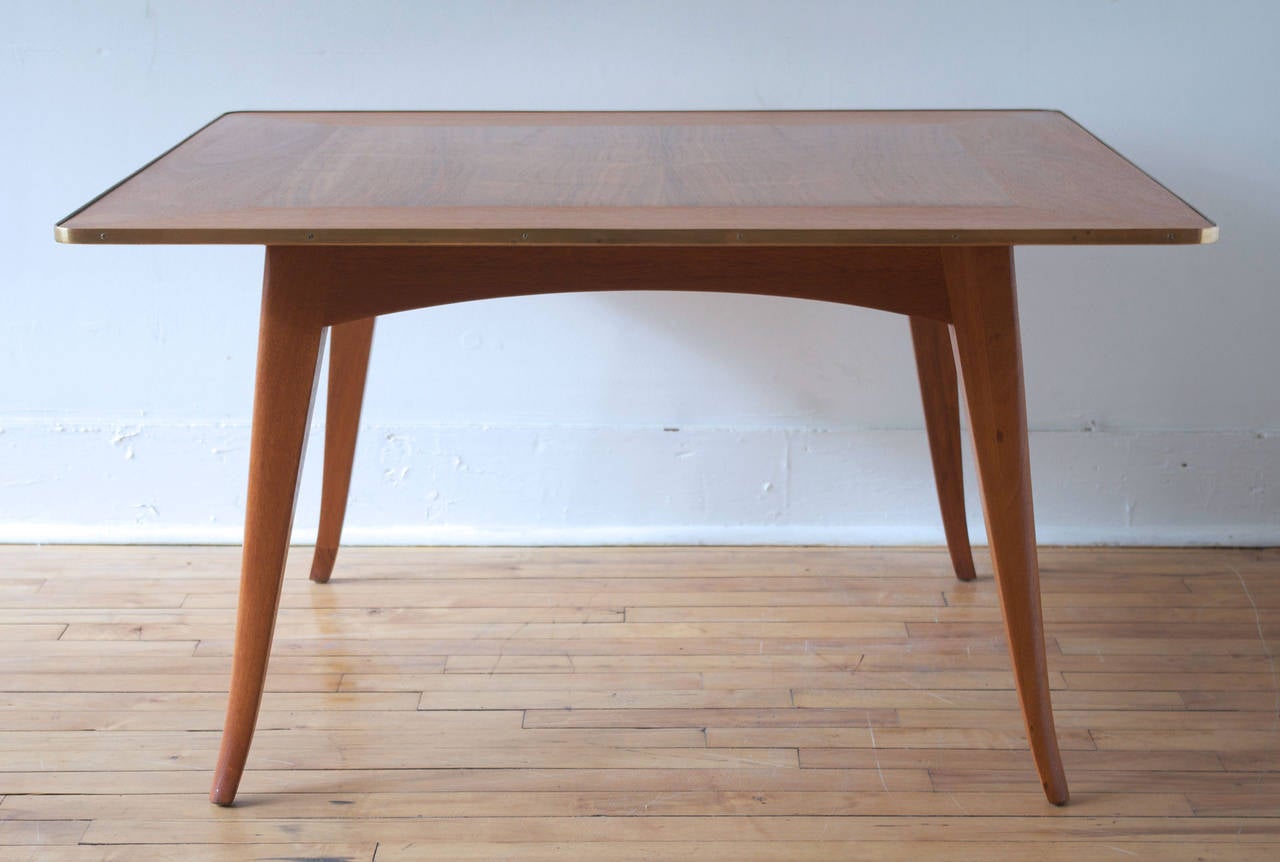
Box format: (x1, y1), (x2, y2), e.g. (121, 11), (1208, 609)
(55, 225), (1218, 246)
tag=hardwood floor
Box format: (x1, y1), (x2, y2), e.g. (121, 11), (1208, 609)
(0, 545), (1277, 860)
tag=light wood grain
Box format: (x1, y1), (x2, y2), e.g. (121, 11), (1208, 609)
(210, 248), (326, 805)
(1, 842), (1274, 862)
(944, 246), (1068, 804)
(1, 545), (1277, 858)
(72, 815), (1280, 844)
(56, 110), (1216, 245)
(310, 316), (375, 584)
(910, 315), (977, 581)
(304, 244), (954, 326)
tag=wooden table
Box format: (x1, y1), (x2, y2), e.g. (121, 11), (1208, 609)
(56, 110), (1216, 807)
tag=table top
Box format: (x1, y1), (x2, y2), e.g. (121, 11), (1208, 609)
(56, 110), (1215, 246)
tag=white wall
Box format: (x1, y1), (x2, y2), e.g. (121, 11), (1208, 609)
(2, 0), (1277, 545)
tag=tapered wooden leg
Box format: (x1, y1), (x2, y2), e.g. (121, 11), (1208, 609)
(310, 316), (375, 584)
(211, 249), (326, 806)
(910, 316), (978, 582)
(943, 246), (1069, 806)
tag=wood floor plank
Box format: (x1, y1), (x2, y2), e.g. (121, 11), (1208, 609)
(414, 689), (796, 709)
(0, 607), (624, 625)
(0, 708), (517, 732)
(1186, 789), (1280, 816)
(707, 726), (1098, 750)
(522, 707), (899, 729)
(0, 789), (1196, 819)
(0, 741), (794, 772)
(443, 652), (866, 673)
(929, 768), (1279, 794)
(0, 625), (65, 641)
(896, 708), (1280, 731)
(63, 620), (910, 641)
(0, 545), (1275, 856)
(371, 842), (1280, 862)
(1182, 690), (1280, 710)
(0, 845), (375, 861)
(628, 604), (1280, 625)
(792, 688), (1186, 709)
(0, 654), (448, 674)
(343, 668), (1059, 693)
(954, 590), (1280, 609)
(0, 819), (88, 846)
(1218, 751), (1280, 772)
(910, 621), (1276, 639)
(0, 691), (419, 711)
(193, 635), (1016, 657)
(1065, 672), (1280, 691)
(0, 673), (341, 693)
(0, 767), (934, 795)
(76, 815), (1280, 844)
(798, 747), (1227, 772)
(0, 641), (198, 659)
(861, 651), (1277, 673)
(1057, 637), (1275, 655)
(184, 588), (950, 610)
(3, 840), (1276, 862)
(340, 671), (707, 692)
(0, 580), (43, 595)
(1091, 730), (1280, 752)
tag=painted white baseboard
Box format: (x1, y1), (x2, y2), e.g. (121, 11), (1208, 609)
(0, 418), (1275, 546)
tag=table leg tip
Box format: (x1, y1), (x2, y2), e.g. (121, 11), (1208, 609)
(310, 546), (337, 583)
(209, 786), (237, 806)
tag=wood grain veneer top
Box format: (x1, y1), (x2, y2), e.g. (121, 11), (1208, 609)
(56, 110), (1216, 246)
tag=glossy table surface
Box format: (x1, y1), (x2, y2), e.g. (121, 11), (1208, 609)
(57, 110), (1215, 247)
